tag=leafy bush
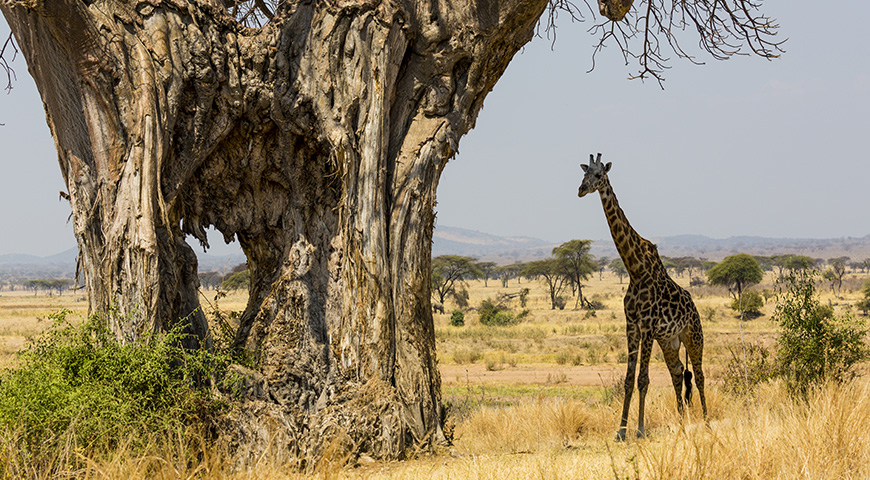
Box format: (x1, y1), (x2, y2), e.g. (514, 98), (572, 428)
(0, 309), (230, 458)
(478, 299), (523, 326)
(722, 342), (776, 395)
(731, 290), (764, 318)
(221, 269), (250, 290)
(774, 270), (870, 397)
(450, 310), (465, 327)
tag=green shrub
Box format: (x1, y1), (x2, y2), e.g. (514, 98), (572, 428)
(450, 310), (465, 327)
(774, 270), (870, 397)
(722, 342), (776, 395)
(221, 269), (250, 290)
(732, 290), (764, 318)
(0, 309), (229, 458)
(478, 299), (520, 326)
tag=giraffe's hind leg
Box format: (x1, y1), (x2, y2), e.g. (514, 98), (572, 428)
(685, 326), (708, 419)
(659, 337), (686, 415)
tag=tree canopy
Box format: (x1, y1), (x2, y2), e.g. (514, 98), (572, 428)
(431, 256), (481, 305)
(707, 253), (764, 301)
(609, 259), (627, 284)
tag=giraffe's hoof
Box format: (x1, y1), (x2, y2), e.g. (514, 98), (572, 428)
(615, 430), (627, 442)
(636, 427), (646, 439)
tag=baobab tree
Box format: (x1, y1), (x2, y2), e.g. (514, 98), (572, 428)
(1, 0), (781, 459)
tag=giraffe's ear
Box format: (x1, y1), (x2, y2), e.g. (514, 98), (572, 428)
(580, 164), (589, 172)
(604, 162), (612, 172)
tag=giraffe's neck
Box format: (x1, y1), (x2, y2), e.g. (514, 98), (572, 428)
(599, 181), (648, 281)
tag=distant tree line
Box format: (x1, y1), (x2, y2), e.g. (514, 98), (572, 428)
(198, 263), (250, 291)
(430, 248), (870, 318)
(431, 239), (600, 311)
(23, 279), (74, 296)
(0, 278), (77, 293)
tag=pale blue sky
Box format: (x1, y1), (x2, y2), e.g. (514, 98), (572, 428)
(1, 1), (868, 256)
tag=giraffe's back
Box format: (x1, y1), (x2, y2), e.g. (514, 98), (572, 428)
(625, 273), (701, 343)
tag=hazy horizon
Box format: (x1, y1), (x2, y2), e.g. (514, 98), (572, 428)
(5, 224), (870, 260)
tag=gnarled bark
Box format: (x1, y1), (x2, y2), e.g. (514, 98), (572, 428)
(1, 0), (547, 458)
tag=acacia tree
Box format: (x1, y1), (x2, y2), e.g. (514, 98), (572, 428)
(496, 262), (524, 287)
(522, 259), (567, 310)
(827, 257), (848, 297)
(1, 0), (781, 459)
(610, 258), (627, 284)
(475, 261), (498, 288)
(708, 253), (764, 316)
(596, 256), (610, 281)
(552, 239), (596, 309)
(431, 255), (480, 305)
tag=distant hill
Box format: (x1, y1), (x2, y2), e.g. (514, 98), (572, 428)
(432, 226), (556, 264)
(0, 247), (78, 266)
(2, 230), (869, 280)
(646, 234), (870, 261)
(0, 247), (78, 280)
(0, 246), (246, 279)
(196, 252), (248, 273)
(432, 227), (870, 264)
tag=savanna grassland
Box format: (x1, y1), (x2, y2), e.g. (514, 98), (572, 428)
(1, 269), (869, 478)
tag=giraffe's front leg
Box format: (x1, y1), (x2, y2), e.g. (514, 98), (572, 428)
(636, 333), (654, 439)
(616, 323), (641, 442)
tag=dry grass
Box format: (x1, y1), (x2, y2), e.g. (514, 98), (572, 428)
(7, 380), (867, 479)
(1, 271), (869, 478)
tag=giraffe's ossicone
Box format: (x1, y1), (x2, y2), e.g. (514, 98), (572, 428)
(579, 153), (708, 441)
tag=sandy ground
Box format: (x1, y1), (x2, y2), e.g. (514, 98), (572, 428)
(440, 362), (673, 387)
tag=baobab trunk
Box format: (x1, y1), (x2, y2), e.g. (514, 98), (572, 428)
(1, 0), (547, 457)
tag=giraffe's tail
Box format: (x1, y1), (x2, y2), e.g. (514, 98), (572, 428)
(683, 349), (694, 404)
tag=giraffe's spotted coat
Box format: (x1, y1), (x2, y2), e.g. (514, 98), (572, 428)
(579, 153), (708, 441)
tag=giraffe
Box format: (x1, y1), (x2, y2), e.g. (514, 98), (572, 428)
(578, 153), (707, 441)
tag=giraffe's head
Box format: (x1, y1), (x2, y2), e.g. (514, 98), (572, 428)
(578, 153), (612, 198)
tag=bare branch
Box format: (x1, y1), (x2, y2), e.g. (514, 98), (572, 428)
(0, 31), (18, 94)
(543, 0), (593, 47)
(553, 0), (784, 82)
